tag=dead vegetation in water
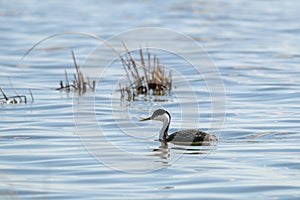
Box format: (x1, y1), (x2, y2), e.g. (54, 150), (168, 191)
(0, 80), (34, 104)
(55, 42), (172, 100)
(56, 51), (95, 95)
(118, 42), (172, 101)
(21, 32), (172, 100)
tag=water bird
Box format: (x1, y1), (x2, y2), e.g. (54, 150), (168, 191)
(140, 109), (218, 146)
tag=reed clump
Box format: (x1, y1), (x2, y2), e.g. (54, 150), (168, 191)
(56, 51), (95, 94)
(118, 42), (172, 101)
(0, 82), (33, 104)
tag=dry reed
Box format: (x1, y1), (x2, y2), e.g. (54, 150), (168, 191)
(57, 51), (95, 94)
(0, 80), (33, 104)
(118, 42), (172, 101)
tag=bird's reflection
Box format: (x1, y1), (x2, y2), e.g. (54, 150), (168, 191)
(152, 141), (170, 159)
(152, 140), (218, 161)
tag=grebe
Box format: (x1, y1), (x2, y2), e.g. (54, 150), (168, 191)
(140, 109), (218, 146)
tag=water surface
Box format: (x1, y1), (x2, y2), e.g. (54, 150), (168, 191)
(1, 0), (300, 199)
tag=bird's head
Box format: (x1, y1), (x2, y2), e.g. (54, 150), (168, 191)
(140, 109), (171, 123)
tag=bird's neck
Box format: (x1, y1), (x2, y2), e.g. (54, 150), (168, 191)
(159, 117), (170, 141)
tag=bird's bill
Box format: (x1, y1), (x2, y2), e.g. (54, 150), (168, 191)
(139, 117), (151, 121)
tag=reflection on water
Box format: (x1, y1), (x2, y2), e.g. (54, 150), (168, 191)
(1, 0), (300, 199)
(152, 142), (170, 160)
(153, 140), (218, 159)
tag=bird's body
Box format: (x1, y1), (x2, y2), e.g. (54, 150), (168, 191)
(166, 129), (217, 146)
(140, 109), (218, 146)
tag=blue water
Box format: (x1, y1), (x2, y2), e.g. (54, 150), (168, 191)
(1, 0), (300, 199)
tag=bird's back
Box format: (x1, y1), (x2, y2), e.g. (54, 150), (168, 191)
(166, 129), (218, 146)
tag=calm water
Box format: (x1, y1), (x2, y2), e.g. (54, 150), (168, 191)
(1, 0), (300, 199)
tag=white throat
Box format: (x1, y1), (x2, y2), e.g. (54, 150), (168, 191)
(156, 113), (170, 141)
